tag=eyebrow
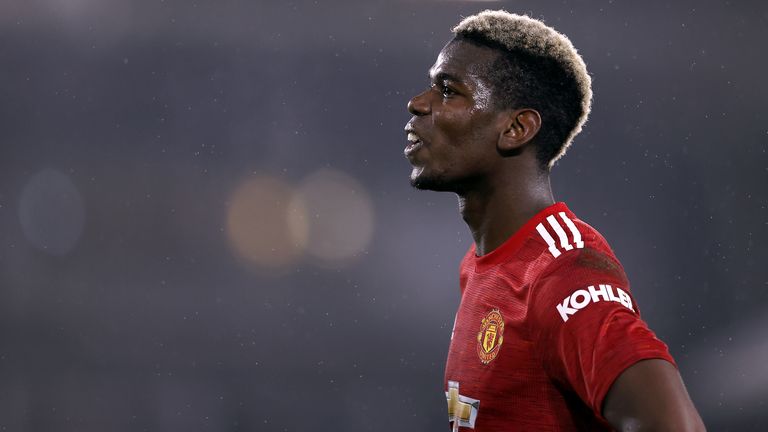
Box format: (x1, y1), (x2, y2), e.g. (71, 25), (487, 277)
(429, 71), (465, 85)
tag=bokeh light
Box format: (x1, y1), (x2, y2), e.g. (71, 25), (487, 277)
(292, 169), (374, 265)
(18, 169), (85, 255)
(226, 175), (308, 269)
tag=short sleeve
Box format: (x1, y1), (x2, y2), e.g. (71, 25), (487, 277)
(529, 248), (676, 418)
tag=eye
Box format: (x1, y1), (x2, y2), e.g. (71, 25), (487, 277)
(431, 82), (455, 97)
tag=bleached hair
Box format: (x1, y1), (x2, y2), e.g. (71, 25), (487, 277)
(453, 10), (592, 168)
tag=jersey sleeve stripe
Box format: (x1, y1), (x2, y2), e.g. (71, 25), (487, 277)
(558, 212), (584, 249)
(546, 215), (573, 252)
(536, 222), (562, 258)
(537, 212), (585, 258)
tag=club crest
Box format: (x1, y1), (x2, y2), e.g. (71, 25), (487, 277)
(476, 308), (504, 364)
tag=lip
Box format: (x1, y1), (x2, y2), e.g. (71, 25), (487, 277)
(404, 128), (425, 159)
(404, 140), (423, 158)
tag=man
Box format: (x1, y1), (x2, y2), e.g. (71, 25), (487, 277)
(403, 10), (705, 431)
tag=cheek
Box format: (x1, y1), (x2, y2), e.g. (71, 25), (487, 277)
(436, 110), (498, 153)
(433, 111), (475, 144)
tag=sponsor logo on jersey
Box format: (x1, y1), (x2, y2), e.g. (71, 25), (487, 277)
(476, 309), (504, 364)
(446, 380), (480, 429)
(536, 212), (584, 258)
(557, 284), (635, 322)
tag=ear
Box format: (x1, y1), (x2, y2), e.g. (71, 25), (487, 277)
(497, 108), (542, 154)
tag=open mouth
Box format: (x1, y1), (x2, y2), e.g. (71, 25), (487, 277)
(404, 132), (423, 157)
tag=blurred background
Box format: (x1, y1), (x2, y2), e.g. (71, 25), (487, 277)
(0, 0), (766, 430)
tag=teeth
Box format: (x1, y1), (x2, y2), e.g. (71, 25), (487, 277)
(407, 132), (420, 144)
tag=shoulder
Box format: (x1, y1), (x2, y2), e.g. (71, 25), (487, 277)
(532, 208), (617, 263)
(537, 247), (628, 293)
(476, 203), (627, 292)
(523, 205), (635, 326)
(532, 247), (634, 324)
(526, 206), (627, 286)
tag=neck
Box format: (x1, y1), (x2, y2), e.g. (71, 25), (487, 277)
(459, 170), (554, 256)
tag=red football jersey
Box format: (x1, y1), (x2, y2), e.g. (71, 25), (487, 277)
(444, 202), (675, 431)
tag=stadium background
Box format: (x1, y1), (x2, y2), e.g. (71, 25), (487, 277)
(0, 0), (765, 430)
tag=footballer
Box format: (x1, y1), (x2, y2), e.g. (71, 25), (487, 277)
(403, 10), (705, 431)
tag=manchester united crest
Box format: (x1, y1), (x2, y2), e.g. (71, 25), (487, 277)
(476, 309), (504, 364)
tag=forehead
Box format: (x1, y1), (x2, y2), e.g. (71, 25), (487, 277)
(429, 40), (500, 80)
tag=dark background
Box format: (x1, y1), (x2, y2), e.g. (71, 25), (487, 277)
(1, 0), (766, 430)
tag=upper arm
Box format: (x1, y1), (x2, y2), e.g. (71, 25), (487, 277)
(602, 359), (706, 432)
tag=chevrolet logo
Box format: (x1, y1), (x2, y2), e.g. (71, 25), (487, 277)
(446, 381), (480, 429)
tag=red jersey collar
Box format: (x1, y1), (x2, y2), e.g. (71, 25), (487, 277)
(471, 202), (572, 272)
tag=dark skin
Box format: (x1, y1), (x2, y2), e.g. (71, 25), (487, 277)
(404, 40), (705, 431)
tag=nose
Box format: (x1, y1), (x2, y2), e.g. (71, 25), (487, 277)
(407, 90), (431, 116)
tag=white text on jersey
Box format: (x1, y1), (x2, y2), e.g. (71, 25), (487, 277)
(557, 284), (634, 322)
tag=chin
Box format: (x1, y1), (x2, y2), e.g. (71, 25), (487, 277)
(410, 172), (459, 192)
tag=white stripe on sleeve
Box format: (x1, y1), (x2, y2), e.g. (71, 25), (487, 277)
(536, 222), (562, 258)
(559, 212), (584, 249)
(546, 215), (573, 251)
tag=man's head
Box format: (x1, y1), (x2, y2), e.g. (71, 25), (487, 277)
(404, 10), (592, 191)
